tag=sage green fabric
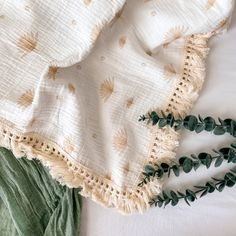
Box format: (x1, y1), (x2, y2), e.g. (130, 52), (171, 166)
(0, 147), (81, 236)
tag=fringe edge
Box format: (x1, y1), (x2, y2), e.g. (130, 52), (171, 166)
(0, 33), (212, 214)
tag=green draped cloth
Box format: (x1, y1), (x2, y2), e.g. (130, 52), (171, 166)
(0, 147), (81, 236)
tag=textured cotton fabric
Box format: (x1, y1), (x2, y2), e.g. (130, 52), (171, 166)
(0, 0), (234, 214)
(0, 147), (81, 236)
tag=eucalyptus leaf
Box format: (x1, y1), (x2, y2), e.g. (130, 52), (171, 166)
(213, 126), (226, 135)
(183, 158), (193, 173)
(215, 156), (224, 167)
(204, 117), (216, 131)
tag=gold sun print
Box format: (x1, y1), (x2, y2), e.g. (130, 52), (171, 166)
(118, 36), (127, 48)
(206, 0), (216, 10)
(100, 78), (114, 102)
(68, 83), (76, 94)
(126, 97), (134, 108)
(163, 26), (188, 48)
(123, 163), (130, 176)
(48, 66), (58, 80)
(109, 3), (126, 27)
(113, 128), (128, 152)
(163, 64), (177, 78)
(17, 89), (34, 108)
(17, 32), (38, 56)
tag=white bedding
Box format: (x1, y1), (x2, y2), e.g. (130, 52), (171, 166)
(80, 7), (236, 236)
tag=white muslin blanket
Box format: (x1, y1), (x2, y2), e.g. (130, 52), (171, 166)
(0, 0), (234, 214)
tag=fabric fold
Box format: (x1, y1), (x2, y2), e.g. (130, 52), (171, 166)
(0, 147), (81, 236)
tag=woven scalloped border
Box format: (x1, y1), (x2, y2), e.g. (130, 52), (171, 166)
(0, 33), (212, 214)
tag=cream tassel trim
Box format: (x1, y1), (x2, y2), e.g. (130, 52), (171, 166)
(0, 33), (212, 214)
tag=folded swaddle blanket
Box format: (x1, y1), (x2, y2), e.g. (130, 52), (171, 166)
(0, 0), (234, 214)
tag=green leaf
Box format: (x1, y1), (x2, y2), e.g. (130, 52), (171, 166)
(150, 111), (159, 125)
(195, 123), (205, 133)
(215, 156), (224, 167)
(219, 148), (231, 160)
(226, 180), (235, 187)
(179, 157), (187, 165)
(172, 165), (180, 177)
(223, 119), (233, 132)
(183, 158), (193, 173)
(193, 161), (201, 171)
(198, 152), (211, 166)
(160, 163), (169, 173)
(204, 117), (216, 131)
(186, 189), (196, 202)
(174, 121), (183, 131)
(184, 115), (198, 131)
(230, 120), (236, 137)
(166, 113), (175, 127)
(205, 155), (212, 168)
(159, 118), (167, 128)
(158, 201), (163, 207)
(144, 165), (155, 175)
(225, 172), (236, 183)
(162, 191), (169, 200)
(217, 182), (225, 192)
(170, 191), (179, 206)
(156, 168), (164, 178)
(206, 182), (215, 193)
(213, 126), (226, 135)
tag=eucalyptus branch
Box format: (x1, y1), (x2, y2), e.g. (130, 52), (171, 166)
(149, 169), (236, 208)
(139, 111), (236, 137)
(138, 143), (236, 187)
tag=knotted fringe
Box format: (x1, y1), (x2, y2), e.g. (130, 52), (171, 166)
(165, 33), (212, 117)
(0, 33), (212, 214)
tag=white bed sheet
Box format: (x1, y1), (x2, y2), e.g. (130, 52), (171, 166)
(80, 9), (236, 236)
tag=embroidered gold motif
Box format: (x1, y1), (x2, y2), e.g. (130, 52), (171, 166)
(18, 89), (34, 108)
(164, 64), (177, 78)
(119, 36), (127, 48)
(68, 83), (76, 94)
(126, 97), (134, 108)
(163, 26), (188, 48)
(48, 66), (58, 80)
(113, 128), (128, 152)
(17, 32), (38, 56)
(206, 0), (215, 10)
(100, 78), (114, 102)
